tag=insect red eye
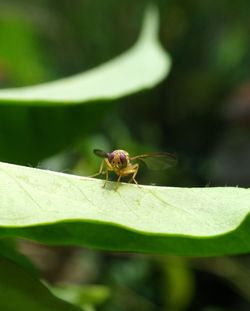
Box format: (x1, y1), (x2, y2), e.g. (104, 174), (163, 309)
(108, 152), (114, 162)
(120, 153), (126, 163)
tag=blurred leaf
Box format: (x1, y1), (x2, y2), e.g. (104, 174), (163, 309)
(0, 238), (38, 276)
(50, 285), (110, 309)
(0, 14), (50, 86)
(0, 6), (171, 105)
(161, 257), (194, 311)
(0, 161), (250, 256)
(194, 257), (250, 301)
(211, 27), (247, 74)
(0, 256), (82, 311)
(0, 5), (171, 165)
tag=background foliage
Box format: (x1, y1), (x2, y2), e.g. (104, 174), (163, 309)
(0, 0), (250, 310)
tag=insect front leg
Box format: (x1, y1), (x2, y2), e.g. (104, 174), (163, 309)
(103, 159), (113, 188)
(115, 175), (122, 191)
(103, 170), (110, 188)
(90, 159), (105, 177)
(128, 164), (139, 185)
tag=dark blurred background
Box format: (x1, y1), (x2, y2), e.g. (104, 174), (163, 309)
(0, 0), (250, 310)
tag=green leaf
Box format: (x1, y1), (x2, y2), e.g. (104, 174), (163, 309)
(0, 161), (250, 256)
(0, 15), (50, 86)
(50, 285), (110, 309)
(0, 239), (38, 277)
(0, 6), (171, 105)
(0, 256), (82, 311)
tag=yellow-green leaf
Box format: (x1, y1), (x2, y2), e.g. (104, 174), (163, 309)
(0, 161), (249, 256)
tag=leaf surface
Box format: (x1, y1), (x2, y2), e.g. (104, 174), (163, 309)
(0, 161), (250, 256)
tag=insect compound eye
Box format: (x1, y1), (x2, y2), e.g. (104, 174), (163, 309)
(107, 152), (115, 162)
(119, 153), (127, 166)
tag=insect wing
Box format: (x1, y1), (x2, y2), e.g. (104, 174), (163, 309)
(131, 152), (177, 170)
(93, 149), (108, 158)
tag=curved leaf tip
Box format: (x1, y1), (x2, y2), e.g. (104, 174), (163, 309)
(0, 5), (171, 105)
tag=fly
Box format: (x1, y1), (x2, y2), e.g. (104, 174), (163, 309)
(91, 149), (176, 190)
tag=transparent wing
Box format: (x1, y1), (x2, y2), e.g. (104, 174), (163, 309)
(93, 149), (108, 158)
(130, 152), (177, 170)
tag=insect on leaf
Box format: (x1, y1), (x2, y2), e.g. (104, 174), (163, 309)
(131, 152), (177, 170)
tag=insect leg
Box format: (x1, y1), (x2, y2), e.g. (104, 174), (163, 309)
(128, 164), (139, 185)
(115, 175), (122, 191)
(102, 158), (114, 188)
(90, 160), (105, 177)
(103, 170), (109, 188)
